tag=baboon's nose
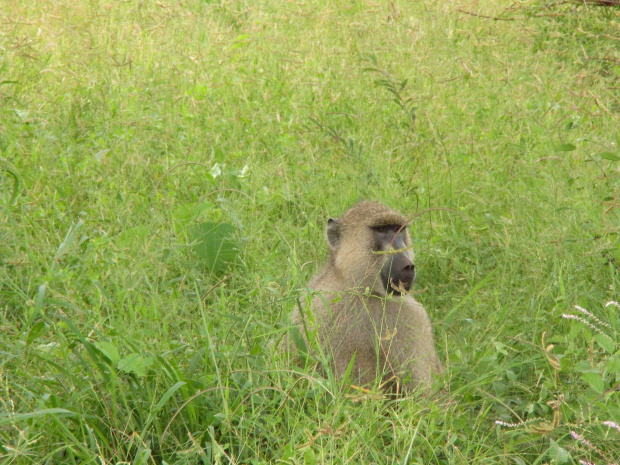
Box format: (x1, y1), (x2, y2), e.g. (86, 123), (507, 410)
(382, 255), (416, 294)
(399, 263), (416, 288)
(403, 263), (416, 282)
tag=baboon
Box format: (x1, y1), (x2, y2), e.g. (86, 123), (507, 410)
(290, 201), (443, 394)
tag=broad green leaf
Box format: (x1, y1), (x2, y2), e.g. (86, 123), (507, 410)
(580, 372), (605, 393)
(95, 341), (120, 364)
(304, 448), (317, 465)
(172, 202), (210, 223)
(191, 222), (239, 273)
(118, 353), (153, 377)
(600, 152), (620, 161)
(554, 143), (576, 152)
(607, 355), (620, 376)
(594, 334), (615, 354)
(547, 439), (571, 463)
(574, 360), (593, 373)
(26, 321), (48, 345)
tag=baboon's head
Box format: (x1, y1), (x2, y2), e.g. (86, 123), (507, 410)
(326, 202), (415, 296)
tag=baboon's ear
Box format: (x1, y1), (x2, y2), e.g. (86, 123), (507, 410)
(326, 218), (340, 250)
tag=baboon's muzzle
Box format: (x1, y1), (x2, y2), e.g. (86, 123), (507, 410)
(381, 250), (416, 295)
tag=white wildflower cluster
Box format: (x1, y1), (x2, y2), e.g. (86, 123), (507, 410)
(562, 303), (616, 344)
(210, 162), (250, 179)
(494, 420), (522, 428)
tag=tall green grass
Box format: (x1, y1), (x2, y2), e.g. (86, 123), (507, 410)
(1, 0), (619, 463)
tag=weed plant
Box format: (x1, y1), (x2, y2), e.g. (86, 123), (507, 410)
(1, 0), (619, 463)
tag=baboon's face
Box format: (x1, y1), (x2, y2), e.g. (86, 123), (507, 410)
(371, 224), (415, 295)
(327, 208), (415, 296)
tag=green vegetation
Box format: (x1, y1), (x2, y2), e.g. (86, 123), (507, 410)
(1, 0), (619, 463)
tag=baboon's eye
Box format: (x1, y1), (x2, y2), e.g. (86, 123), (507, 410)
(372, 225), (403, 234)
(372, 225), (390, 233)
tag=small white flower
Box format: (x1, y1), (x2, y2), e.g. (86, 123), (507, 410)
(210, 163), (223, 179)
(237, 165), (250, 178)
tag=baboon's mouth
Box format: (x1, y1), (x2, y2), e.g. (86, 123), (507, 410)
(389, 278), (412, 295)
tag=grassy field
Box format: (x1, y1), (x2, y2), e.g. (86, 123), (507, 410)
(1, 0), (619, 463)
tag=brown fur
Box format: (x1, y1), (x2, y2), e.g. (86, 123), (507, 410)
(290, 201), (443, 393)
